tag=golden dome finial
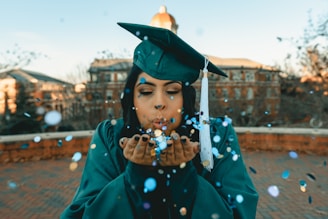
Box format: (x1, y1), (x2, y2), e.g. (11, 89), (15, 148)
(150, 5), (179, 34)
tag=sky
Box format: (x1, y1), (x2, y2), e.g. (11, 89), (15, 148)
(0, 0), (327, 81)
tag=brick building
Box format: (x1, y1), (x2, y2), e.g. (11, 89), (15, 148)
(0, 68), (84, 134)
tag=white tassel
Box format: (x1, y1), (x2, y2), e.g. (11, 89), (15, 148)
(199, 57), (213, 171)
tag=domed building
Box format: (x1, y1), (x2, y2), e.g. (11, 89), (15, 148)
(150, 5), (178, 34)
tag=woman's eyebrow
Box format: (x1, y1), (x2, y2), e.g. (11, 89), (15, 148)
(164, 81), (182, 86)
(136, 81), (155, 87)
(136, 80), (181, 87)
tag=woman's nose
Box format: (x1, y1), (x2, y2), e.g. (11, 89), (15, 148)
(154, 104), (165, 110)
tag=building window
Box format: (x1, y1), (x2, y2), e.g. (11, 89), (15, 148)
(232, 72), (242, 81)
(266, 74), (272, 81)
(234, 88), (241, 100)
(105, 74), (111, 82)
(245, 72), (255, 82)
(247, 88), (253, 100)
(266, 88), (272, 98)
(117, 73), (128, 81)
(222, 88), (229, 100)
(106, 90), (113, 100)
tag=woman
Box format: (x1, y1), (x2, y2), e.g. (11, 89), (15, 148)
(61, 23), (258, 219)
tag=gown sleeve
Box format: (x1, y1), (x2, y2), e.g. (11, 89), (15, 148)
(60, 119), (134, 219)
(191, 117), (259, 219)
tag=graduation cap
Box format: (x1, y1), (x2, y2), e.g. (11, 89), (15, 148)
(117, 22), (227, 84)
(118, 22), (226, 171)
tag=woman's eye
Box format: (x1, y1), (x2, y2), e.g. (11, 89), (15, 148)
(167, 90), (181, 95)
(139, 91), (153, 96)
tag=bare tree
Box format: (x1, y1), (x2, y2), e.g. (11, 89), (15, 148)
(277, 11), (328, 78)
(0, 44), (46, 71)
(276, 11), (328, 128)
(65, 63), (89, 84)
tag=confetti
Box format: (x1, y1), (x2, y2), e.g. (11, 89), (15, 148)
(288, 151), (298, 159)
(144, 177), (157, 193)
(24, 112), (31, 118)
(33, 136), (41, 143)
(232, 154), (239, 161)
(267, 185), (279, 197)
(7, 180), (18, 189)
(236, 194), (244, 203)
(249, 166), (257, 174)
(143, 202), (151, 210)
(44, 110), (62, 126)
(69, 162), (78, 171)
(281, 170), (290, 179)
(72, 152), (82, 162)
(213, 135), (221, 143)
(211, 213), (220, 219)
(299, 180), (307, 192)
(179, 207), (187, 216)
(111, 119), (117, 125)
(20, 143), (29, 149)
(65, 135), (73, 142)
(306, 173), (316, 181)
(139, 77), (146, 84)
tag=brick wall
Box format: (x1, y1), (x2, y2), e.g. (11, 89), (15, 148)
(0, 128), (327, 163)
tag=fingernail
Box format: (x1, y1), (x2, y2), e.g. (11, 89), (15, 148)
(134, 136), (140, 141)
(167, 142), (172, 147)
(181, 138), (187, 144)
(148, 142), (155, 147)
(172, 133), (179, 140)
(142, 136), (148, 142)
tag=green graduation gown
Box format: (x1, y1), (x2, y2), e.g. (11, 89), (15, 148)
(61, 118), (258, 218)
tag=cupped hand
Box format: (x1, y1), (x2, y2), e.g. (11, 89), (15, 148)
(119, 133), (200, 166)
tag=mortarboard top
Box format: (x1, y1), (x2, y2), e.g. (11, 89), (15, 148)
(117, 22), (227, 84)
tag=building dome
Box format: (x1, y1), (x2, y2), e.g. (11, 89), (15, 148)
(150, 5), (178, 34)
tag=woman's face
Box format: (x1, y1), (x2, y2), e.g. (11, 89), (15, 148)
(133, 72), (183, 135)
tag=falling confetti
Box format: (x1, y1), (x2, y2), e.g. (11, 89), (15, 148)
(69, 162), (78, 171)
(7, 180), (18, 189)
(20, 143), (29, 149)
(249, 166), (257, 174)
(144, 177), (157, 193)
(179, 207), (187, 216)
(24, 112), (31, 118)
(236, 194), (244, 203)
(111, 119), (117, 125)
(44, 110), (62, 126)
(288, 151), (298, 159)
(143, 202), (151, 210)
(213, 135), (221, 143)
(281, 170), (290, 179)
(33, 136), (41, 143)
(65, 135), (73, 142)
(212, 147), (219, 157)
(306, 173), (316, 181)
(72, 152), (82, 162)
(267, 185), (279, 197)
(139, 77), (146, 84)
(211, 213), (220, 219)
(299, 180), (307, 192)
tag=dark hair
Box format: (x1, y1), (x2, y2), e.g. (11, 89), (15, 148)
(120, 64), (199, 141)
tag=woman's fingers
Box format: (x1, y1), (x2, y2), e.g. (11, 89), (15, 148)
(120, 133), (200, 166)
